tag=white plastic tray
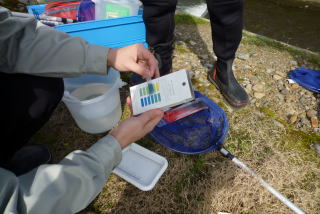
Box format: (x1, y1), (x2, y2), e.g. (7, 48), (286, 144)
(113, 143), (168, 191)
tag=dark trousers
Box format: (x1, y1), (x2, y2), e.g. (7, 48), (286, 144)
(0, 72), (64, 165)
(141, 0), (243, 74)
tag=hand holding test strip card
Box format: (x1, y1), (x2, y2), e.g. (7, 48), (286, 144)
(130, 69), (195, 115)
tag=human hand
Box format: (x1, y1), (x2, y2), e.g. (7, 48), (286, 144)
(110, 99), (163, 148)
(107, 43), (160, 79)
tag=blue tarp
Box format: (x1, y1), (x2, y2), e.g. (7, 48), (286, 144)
(289, 67), (320, 93)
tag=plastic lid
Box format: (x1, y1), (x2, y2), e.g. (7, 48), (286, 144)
(113, 143), (168, 191)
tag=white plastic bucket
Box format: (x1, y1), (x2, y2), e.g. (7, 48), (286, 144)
(93, 0), (142, 20)
(62, 68), (126, 134)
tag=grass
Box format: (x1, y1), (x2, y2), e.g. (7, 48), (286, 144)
(227, 133), (253, 157)
(174, 44), (189, 53)
(174, 156), (209, 211)
(242, 31), (320, 67)
(260, 106), (320, 158)
(175, 13), (210, 25)
(175, 13), (320, 67)
(20, 11), (320, 214)
(260, 106), (288, 125)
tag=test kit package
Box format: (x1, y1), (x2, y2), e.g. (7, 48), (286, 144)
(130, 69), (195, 115)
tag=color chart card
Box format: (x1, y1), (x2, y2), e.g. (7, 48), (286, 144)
(130, 69), (194, 115)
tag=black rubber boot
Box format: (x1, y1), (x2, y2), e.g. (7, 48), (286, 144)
(208, 58), (249, 108)
(2, 145), (52, 176)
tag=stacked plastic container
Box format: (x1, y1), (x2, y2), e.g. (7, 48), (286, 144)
(93, 0), (142, 20)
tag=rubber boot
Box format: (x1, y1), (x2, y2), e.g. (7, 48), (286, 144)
(208, 58), (249, 108)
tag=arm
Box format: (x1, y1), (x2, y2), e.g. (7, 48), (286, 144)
(0, 7), (159, 79)
(0, 109), (163, 214)
(0, 135), (121, 214)
(0, 7), (108, 77)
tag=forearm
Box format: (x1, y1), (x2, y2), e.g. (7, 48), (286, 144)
(0, 135), (121, 214)
(0, 7), (109, 77)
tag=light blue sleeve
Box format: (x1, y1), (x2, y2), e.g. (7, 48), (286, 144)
(0, 135), (122, 214)
(0, 7), (109, 77)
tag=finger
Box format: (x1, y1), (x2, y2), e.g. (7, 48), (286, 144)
(137, 47), (159, 78)
(144, 112), (164, 132)
(126, 61), (150, 77)
(137, 109), (163, 125)
(147, 56), (159, 78)
(154, 63), (160, 78)
(138, 61), (153, 79)
(126, 96), (133, 115)
(146, 58), (159, 78)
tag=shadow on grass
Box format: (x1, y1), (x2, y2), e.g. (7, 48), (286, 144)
(174, 13), (216, 70)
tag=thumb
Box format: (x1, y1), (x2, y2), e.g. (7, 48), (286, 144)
(144, 112), (164, 132)
(126, 96), (133, 115)
(137, 109), (163, 126)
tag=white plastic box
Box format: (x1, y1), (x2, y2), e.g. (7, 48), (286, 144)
(113, 143), (168, 191)
(93, 0), (142, 20)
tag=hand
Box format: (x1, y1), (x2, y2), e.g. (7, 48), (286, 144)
(107, 43), (160, 79)
(110, 109), (163, 149)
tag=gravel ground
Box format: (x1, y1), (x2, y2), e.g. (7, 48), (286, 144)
(31, 16), (320, 214)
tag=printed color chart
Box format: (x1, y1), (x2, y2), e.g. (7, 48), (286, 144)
(139, 82), (160, 107)
(130, 69), (194, 115)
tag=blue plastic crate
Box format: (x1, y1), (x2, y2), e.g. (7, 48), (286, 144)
(27, 4), (146, 48)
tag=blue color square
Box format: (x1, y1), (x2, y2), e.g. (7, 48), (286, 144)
(148, 83), (154, 94)
(144, 97), (148, 106)
(151, 95), (154, 104)
(140, 98), (144, 107)
(147, 96), (151, 105)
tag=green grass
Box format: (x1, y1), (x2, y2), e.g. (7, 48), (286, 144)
(227, 131), (253, 157)
(186, 156), (208, 176)
(175, 13), (210, 25)
(280, 130), (320, 159)
(174, 156), (208, 209)
(260, 106), (287, 125)
(260, 106), (320, 157)
(217, 101), (227, 109)
(242, 31), (320, 67)
(175, 44), (189, 53)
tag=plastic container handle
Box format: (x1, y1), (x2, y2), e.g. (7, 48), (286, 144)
(118, 79), (127, 88)
(63, 91), (82, 103)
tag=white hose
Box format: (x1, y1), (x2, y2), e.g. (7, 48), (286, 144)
(231, 156), (305, 214)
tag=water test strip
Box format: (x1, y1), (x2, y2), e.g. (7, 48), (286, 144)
(130, 69), (194, 115)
